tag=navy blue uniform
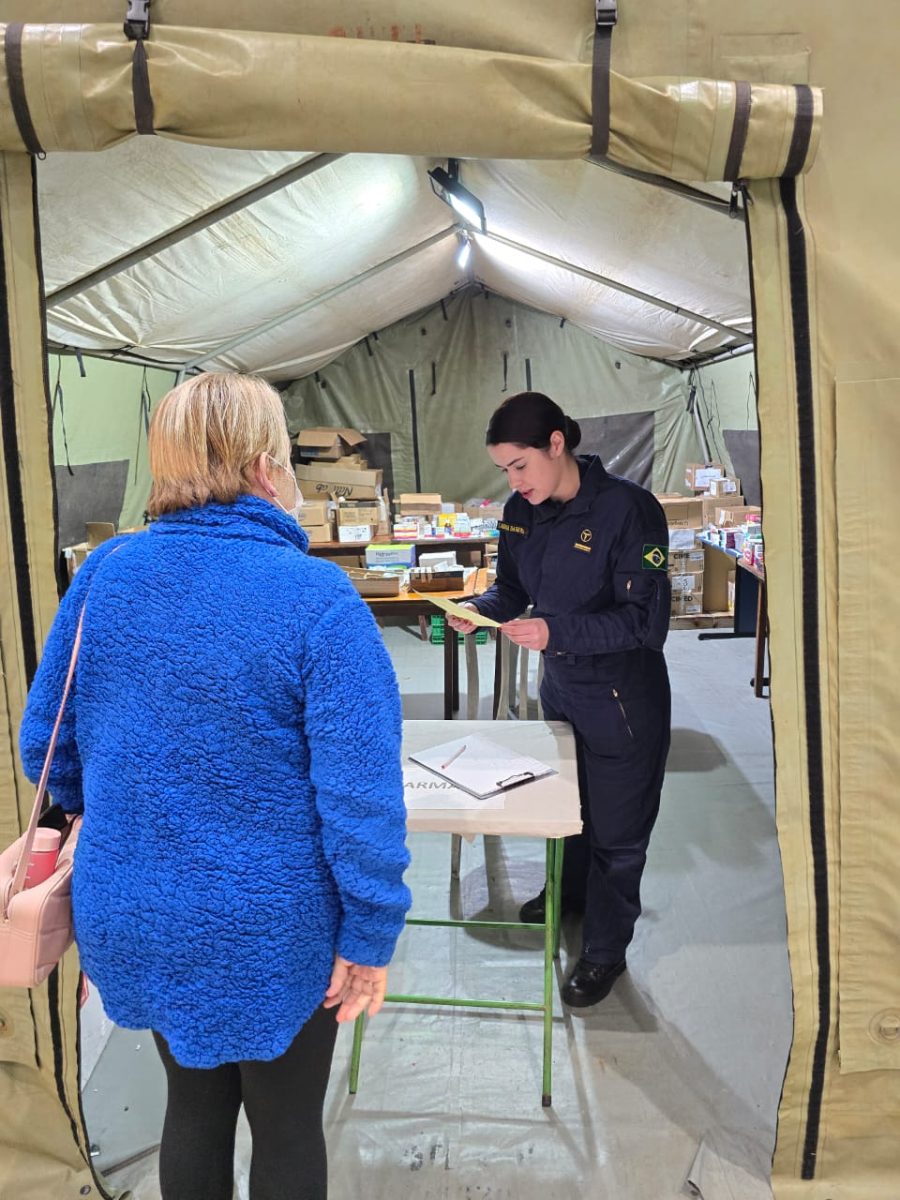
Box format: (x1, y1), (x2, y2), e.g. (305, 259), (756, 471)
(473, 455), (671, 964)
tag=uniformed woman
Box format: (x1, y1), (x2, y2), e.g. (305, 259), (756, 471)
(448, 391), (671, 1008)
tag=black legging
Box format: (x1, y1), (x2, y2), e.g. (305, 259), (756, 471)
(152, 1003), (339, 1200)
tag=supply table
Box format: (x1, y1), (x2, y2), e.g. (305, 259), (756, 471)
(699, 537), (769, 697)
(362, 568), (490, 720)
(349, 718), (581, 1107)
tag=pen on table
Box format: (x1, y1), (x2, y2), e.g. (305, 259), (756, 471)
(441, 743), (467, 771)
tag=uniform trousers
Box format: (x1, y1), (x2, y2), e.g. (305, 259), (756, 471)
(540, 647), (671, 964)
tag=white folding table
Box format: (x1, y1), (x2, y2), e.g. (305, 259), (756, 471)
(350, 719), (582, 1107)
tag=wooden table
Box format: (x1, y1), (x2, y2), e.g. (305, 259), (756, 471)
(349, 719), (582, 1107)
(364, 569), (489, 720)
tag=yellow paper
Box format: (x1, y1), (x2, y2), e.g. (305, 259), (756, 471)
(412, 594), (500, 627)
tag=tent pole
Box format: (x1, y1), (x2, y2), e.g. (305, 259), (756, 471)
(588, 157), (741, 220)
(479, 230), (752, 346)
(181, 226), (458, 372)
(45, 153), (344, 308)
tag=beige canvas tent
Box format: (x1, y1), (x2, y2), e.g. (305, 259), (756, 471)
(0, 4), (897, 1198)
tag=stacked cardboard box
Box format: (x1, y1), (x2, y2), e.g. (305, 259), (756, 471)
(298, 499), (333, 544)
(397, 492), (443, 517)
(294, 427), (367, 462)
(685, 462), (726, 492)
(668, 547), (705, 616)
(656, 494), (704, 616)
(295, 462), (382, 499)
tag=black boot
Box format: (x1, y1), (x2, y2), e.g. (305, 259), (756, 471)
(518, 889), (584, 924)
(561, 957), (626, 1008)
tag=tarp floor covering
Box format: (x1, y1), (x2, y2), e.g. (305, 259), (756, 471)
(92, 629), (790, 1200)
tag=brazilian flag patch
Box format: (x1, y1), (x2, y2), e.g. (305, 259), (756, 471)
(642, 544), (668, 571)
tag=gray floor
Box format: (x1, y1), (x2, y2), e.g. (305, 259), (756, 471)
(96, 628), (791, 1200)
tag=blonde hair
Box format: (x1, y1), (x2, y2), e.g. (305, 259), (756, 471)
(147, 373), (291, 516)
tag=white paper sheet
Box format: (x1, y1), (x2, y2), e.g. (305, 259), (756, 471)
(403, 766), (505, 810)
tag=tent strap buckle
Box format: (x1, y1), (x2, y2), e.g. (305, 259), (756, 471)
(595, 0), (618, 28)
(124, 0), (151, 41)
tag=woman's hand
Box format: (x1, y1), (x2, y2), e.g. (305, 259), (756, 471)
(446, 603), (479, 636)
(500, 617), (550, 652)
(324, 955), (389, 1023)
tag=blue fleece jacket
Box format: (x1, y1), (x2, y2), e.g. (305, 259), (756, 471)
(19, 496), (411, 1067)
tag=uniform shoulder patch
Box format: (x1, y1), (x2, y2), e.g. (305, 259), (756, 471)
(499, 521), (527, 536)
(642, 544), (668, 570)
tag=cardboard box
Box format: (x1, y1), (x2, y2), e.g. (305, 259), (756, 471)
(295, 463), (382, 499)
(329, 554), (365, 568)
(392, 520), (421, 540)
(678, 595), (704, 615)
(669, 548), (705, 573)
(670, 572), (704, 595)
(336, 503), (380, 526)
(298, 500), (329, 527)
(86, 521), (116, 548)
(673, 590), (704, 615)
(702, 495), (745, 525)
(398, 492), (442, 516)
(685, 462), (725, 491)
(419, 550), (458, 569)
(713, 505), (761, 527)
(708, 475), (741, 497)
(343, 568), (405, 598)
(669, 527), (698, 551)
(365, 543), (416, 568)
(463, 498), (505, 521)
(660, 497), (704, 528)
(337, 524), (374, 544)
(294, 427), (366, 460)
(303, 524), (333, 544)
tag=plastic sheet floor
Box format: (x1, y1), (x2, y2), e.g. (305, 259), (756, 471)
(97, 628), (790, 1200)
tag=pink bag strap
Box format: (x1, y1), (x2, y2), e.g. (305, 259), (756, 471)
(9, 603), (87, 899)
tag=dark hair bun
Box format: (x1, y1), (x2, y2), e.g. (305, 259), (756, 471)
(485, 391), (579, 455)
(564, 415), (582, 451)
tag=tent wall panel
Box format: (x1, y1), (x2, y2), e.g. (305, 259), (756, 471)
(0, 151), (111, 1200)
(282, 290), (699, 504)
(47, 355), (175, 535)
(834, 376), (900, 1077)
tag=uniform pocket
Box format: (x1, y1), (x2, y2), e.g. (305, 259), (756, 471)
(611, 687), (635, 739)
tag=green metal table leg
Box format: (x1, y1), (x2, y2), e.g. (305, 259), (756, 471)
(552, 836), (564, 960)
(542, 838), (557, 1107)
(349, 1013), (365, 1094)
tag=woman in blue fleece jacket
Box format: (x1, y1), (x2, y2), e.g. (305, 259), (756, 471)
(19, 373), (411, 1200)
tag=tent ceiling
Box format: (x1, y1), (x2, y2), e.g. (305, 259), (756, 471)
(38, 137), (751, 380)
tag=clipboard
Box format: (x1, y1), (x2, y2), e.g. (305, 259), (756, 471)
(408, 734), (556, 799)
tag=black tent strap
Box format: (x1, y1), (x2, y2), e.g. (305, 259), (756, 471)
(724, 81), (752, 183)
(3, 25), (45, 157)
(131, 42), (155, 134)
(590, 1), (617, 160)
(784, 85), (815, 177)
(133, 366), (152, 484)
(125, 1), (155, 134)
(51, 356), (74, 477)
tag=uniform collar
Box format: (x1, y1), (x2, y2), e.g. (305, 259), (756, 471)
(533, 455), (609, 523)
(150, 493), (310, 553)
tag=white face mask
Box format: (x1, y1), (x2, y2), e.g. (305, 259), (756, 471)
(267, 455), (304, 521)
